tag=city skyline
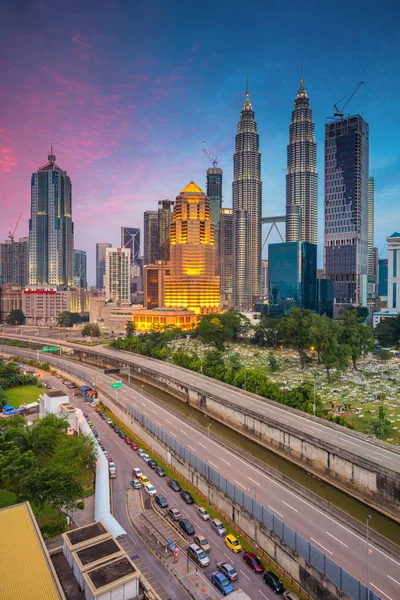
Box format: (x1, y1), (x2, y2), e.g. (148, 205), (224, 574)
(0, 1), (399, 284)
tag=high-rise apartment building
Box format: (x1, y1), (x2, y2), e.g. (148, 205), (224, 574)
(387, 232), (400, 311)
(219, 208), (233, 308)
(232, 89), (262, 310)
(368, 177), (375, 277)
(143, 211), (159, 266)
(96, 242), (111, 289)
(105, 248), (131, 304)
(164, 182), (220, 314)
(286, 79), (318, 245)
(206, 168), (223, 252)
(121, 227), (140, 266)
(0, 237), (29, 286)
(158, 200), (174, 262)
(378, 258), (388, 297)
(29, 150), (74, 286)
(324, 115), (369, 306)
(261, 260), (269, 298)
(73, 249), (87, 289)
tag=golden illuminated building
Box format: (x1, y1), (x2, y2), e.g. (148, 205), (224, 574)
(164, 182), (220, 314)
(132, 306), (197, 331)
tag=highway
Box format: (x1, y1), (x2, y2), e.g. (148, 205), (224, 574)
(7, 346), (400, 600)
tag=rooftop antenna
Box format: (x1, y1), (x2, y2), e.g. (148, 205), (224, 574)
(246, 73), (248, 95)
(300, 58), (304, 84)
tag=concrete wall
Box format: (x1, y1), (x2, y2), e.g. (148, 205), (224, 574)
(72, 348), (400, 522)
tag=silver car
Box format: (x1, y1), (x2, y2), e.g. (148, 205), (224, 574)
(187, 543), (210, 568)
(211, 518), (226, 536)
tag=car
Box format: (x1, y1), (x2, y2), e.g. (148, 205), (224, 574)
(144, 484), (157, 496)
(167, 479), (181, 492)
(138, 449), (145, 458)
(211, 519), (226, 537)
(179, 519), (195, 536)
(217, 562), (238, 582)
(109, 470), (116, 479)
(106, 418), (113, 425)
(130, 479), (141, 490)
(119, 432), (126, 440)
(225, 534), (242, 553)
(44, 383), (52, 389)
(142, 453), (150, 462)
(92, 429), (98, 437)
(108, 462), (116, 473)
(242, 551), (264, 573)
(283, 593), (300, 600)
(125, 438), (132, 445)
(62, 380), (69, 385)
(197, 506), (210, 521)
(194, 534), (210, 553)
(155, 466), (166, 477)
(87, 420), (93, 427)
(89, 401), (97, 408)
(263, 571), (284, 594)
(210, 571), (234, 596)
(187, 543), (210, 568)
(95, 407), (102, 414)
(168, 508), (182, 521)
(73, 391), (80, 396)
(154, 495), (169, 508)
(107, 456), (113, 463)
(101, 413), (107, 420)
(132, 468), (143, 478)
(139, 474), (150, 486)
(114, 427), (121, 435)
(131, 442), (138, 451)
(180, 491), (195, 504)
(148, 459), (157, 469)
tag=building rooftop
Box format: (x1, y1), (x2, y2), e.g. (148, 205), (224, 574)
(65, 522), (107, 547)
(389, 232), (400, 238)
(76, 538), (121, 566)
(86, 557), (136, 590)
(181, 181), (203, 194)
(46, 391), (68, 398)
(0, 502), (65, 600)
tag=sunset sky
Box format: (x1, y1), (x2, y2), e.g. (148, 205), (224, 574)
(1, 0), (399, 284)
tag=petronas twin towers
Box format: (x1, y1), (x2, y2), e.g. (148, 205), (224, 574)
(232, 79), (317, 310)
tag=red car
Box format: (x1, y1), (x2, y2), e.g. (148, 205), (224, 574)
(242, 552), (264, 573)
(131, 442), (138, 451)
(95, 407), (102, 414)
(125, 438), (132, 445)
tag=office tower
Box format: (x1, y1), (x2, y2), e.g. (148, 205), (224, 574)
(144, 261), (170, 309)
(261, 260), (269, 298)
(206, 168), (223, 252)
(0, 237), (29, 286)
(219, 208), (233, 308)
(269, 242), (317, 312)
(368, 177), (375, 276)
(324, 115), (369, 306)
(29, 149), (74, 286)
(96, 242), (111, 289)
(105, 248), (131, 304)
(286, 78), (318, 244)
(387, 232), (400, 311)
(73, 249), (87, 289)
(143, 211), (158, 266)
(378, 258), (388, 297)
(317, 278), (334, 318)
(121, 227), (140, 265)
(158, 200), (174, 262)
(232, 88), (262, 310)
(164, 182), (220, 314)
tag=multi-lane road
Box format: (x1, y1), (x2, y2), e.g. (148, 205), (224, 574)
(7, 347), (400, 600)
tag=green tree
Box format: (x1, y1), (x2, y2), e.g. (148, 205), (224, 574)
(375, 316), (400, 347)
(53, 433), (97, 476)
(125, 320), (135, 338)
(279, 307), (313, 368)
(369, 406), (391, 440)
(171, 350), (201, 372)
(0, 439), (34, 496)
(202, 349), (226, 380)
(338, 309), (374, 369)
(254, 317), (281, 348)
(5, 309), (25, 325)
(267, 353), (279, 372)
(377, 349), (392, 361)
(57, 311), (82, 327)
(195, 315), (229, 349)
(311, 315), (350, 381)
(81, 323), (101, 337)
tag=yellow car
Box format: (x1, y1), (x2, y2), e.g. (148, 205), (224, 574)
(225, 534), (242, 553)
(139, 475), (151, 486)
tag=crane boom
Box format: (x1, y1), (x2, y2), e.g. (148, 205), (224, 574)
(8, 212), (22, 243)
(203, 141), (218, 167)
(334, 81), (364, 118)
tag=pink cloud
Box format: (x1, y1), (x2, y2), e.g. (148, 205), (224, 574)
(72, 34), (92, 48)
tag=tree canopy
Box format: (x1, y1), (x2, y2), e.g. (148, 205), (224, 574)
(57, 311), (82, 327)
(194, 311), (251, 348)
(81, 323), (101, 337)
(6, 309), (25, 325)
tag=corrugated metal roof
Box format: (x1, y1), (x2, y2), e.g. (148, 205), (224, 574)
(0, 503), (64, 600)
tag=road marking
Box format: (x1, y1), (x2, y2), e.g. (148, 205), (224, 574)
(180, 429), (188, 435)
(388, 575), (400, 586)
(371, 583), (393, 600)
(151, 409), (157, 414)
(239, 569), (251, 581)
(234, 480), (246, 489)
(366, 454), (382, 462)
(267, 505), (284, 519)
(156, 421), (162, 426)
(311, 537), (333, 555)
(165, 419), (172, 424)
(326, 532), (348, 547)
(220, 458), (231, 465)
(258, 590), (269, 600)
(198, 442), (207, 449)
(187, 445), (196, 451)
(143, 411), (149, 416)
(169, 431), (176, 437)
(208, 461), (219, 469)
(247, 476), (260, 486)
(224, 552), (231, 561)
(282, 501), (298, 512)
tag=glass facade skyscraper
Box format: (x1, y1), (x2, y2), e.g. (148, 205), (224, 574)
(143, 212), (158, 266)
(73, 249), (87, 289)
(268, 242), (317, 312)
(206, 168), (223, 254)
(286, 79), (318, 245)
(29, 150), (74, 286)
(232, 90), (262, 310)
(158, 200), (174, 262)
(378, 258), (388, 297)
(324, 115), (369, 306)
(219, 208), (233, 308)
(0, 238), (29, 286)
(121, 227), (140, 266)
(368, 176), (375, 277)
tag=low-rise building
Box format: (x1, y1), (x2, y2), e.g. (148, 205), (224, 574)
(22, 287), (89, 325)
(132, 306), (197, 332)
(90, 296), (134, 331)
(0, 283), (23, 322)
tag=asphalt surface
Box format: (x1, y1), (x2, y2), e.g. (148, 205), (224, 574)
(7, 347), (400, 600)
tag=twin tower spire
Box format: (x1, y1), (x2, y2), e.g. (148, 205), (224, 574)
(232, 76), (317, 310)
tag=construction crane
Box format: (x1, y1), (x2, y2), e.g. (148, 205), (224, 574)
(8, 213), (22, 243)
(203, 141), (218, 168)
(334, 81), (364, 118)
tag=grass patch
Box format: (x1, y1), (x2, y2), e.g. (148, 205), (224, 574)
(0, 490), (17, 508)
(5, 385), (42, 407)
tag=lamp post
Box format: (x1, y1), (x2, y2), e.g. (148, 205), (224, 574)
(366, 515), (371, 599)
(248, 486), (257, 551)
(313, 374), (316, 417)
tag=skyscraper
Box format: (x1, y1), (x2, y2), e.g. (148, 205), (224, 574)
(368, 177), (375, 277)
(232, 89), (262, 310)
(0, 237), (29, 286)
(286, 79), (318, 245)
(105, 248), (130, 304)
(143, 211), (159, 266)
(164, 182), (220, 314)
(73, 249), (87, 289)
(121, 227), (140, 266)
(144, 261), (170, 309)
(96, 242), (111, 289)
(324, 115), (369, 306)
(158, 200), (174, 262)
(29, 149), (74, 286)
(219, 208), (233, 308)
(206, 168), (223, 251)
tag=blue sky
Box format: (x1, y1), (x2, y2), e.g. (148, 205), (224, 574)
(0, 0), (399, 282)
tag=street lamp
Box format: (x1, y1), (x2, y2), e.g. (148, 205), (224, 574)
(366, 515), (371, 599)
(248, 486), (257, 551)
